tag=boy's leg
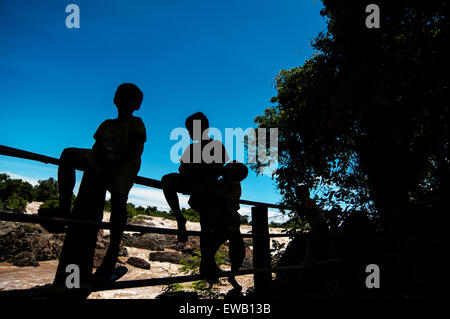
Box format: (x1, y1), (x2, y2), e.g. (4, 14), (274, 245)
(58, 148), (95, 215)
(93, 192), (128, 281)
(161, 173), (191, 242)
(228, 233), (245, 271)
(52, 169), (106, 296)
(228, 233), (245, 291)
(199, 226), (224, 283)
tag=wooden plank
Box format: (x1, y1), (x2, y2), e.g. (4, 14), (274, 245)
(0, 212), (290, 238)
(251, 206), (272, 296)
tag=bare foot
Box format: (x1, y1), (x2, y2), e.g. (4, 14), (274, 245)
(176, 217), (188, 242)
(200, 261), (222, 285)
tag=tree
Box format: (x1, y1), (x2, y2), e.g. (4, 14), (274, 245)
(33, 178), (59, 202)
(0, 193), (28, 212)
(253, 0), (449, 296)
(255, 0), (448, 219)
(0, 173), (34, 203)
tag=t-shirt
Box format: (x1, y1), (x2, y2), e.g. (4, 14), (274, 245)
(179, 139), (229, 182)
(92, 116), (146, 170)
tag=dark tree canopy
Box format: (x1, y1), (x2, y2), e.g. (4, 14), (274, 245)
(253, 0), (449, 296)
(255, 0), (448, 227)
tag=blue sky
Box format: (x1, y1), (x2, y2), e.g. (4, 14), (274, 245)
(0, 0), (326, 222)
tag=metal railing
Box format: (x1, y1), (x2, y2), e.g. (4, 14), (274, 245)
(0, 145), (341, 298)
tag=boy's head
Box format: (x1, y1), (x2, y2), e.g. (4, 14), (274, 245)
(223, 161), (248, 182)
(295, 185), (310, 202)
(114, 83), (143, 112)
(185, 112), (209, 141)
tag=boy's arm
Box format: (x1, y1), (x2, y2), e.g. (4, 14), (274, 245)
(93, 120), (110, 141)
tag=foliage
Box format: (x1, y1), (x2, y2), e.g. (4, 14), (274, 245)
(0, 173), (34, 203)
(125, 202), (139, 219)
(179, 248), (227, 292)
(164, 283), (186, 292)
(0, 173), (33, 212)
(40, 199), (60, 209)
(33, 178), (58, 202)
(180, 208), (200, 222)
(240, 215), (250, 225)
(0, 193), (28, 212)
(0, 174), (61, 213)
(145, 206), (175, 220)
(192, 280), (208, 291)
(270, 239), (286, 267)
(104, 199), (111, 212)
(103, 200), (202, 223)
(180, 250), (202, 274)
(22, 223), (35, 233)
(251, 0), (449, 231)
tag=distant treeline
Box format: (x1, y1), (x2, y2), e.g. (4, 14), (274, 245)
(0, 173), (58, 213)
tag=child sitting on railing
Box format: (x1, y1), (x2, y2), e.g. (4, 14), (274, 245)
(50, 83), (146, 290)
(161, 112), (229, 243)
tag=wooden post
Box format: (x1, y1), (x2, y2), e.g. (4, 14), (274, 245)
(252, 206), (271, 296)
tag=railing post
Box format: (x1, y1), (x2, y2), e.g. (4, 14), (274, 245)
(252, 205), (271, 296)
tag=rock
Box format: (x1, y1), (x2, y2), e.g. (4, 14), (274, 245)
(0, 221), (64, 264)
(11, 251), (39, 267)
(119, 246), (128, 257)
(93, 249), (106, 268)
(128, 218), (155, 226)
(121, 233), (164, 251)
(121, 232), (202, 252)
(244, 238), (253, 247)
(126, 257), (151, 269)
(93, 246), (128, 268)
(93, 232), (128, 267)
(181, 237), (200, 254)
(242, 247), (253, 268)
(29, 235), (62, 261)
(149, 251), (192, 264)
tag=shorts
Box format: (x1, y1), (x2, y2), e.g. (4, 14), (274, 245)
(61, 147), (139, 197)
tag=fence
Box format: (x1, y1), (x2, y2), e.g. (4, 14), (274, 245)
(0, 145), (341, 298)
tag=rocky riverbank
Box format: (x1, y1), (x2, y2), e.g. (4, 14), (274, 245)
(0, 202), (289, 299)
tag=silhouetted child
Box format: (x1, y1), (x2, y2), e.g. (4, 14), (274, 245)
(295, 185), (328, 264)
(53, 83), (146, 289)
(190, 161), (247, 290)
(161, 112), (229, 242)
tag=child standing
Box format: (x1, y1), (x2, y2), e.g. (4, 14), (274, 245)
(190, 161), (247, 290)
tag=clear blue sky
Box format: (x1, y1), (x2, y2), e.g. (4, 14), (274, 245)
(0, 0), (326, 221)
